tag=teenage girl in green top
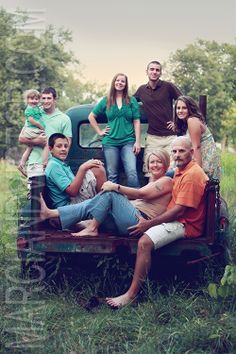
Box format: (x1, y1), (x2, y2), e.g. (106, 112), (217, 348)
(88, 73), (141, 187)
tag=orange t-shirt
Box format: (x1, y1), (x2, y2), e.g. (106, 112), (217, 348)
(167, 161), (209, 238)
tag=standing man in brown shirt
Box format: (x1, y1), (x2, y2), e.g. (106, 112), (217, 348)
(134, 60), (182, 174)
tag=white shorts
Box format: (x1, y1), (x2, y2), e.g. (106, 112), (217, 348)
(27, 163), (44, 178)
(70, 169), (97, 204)
(145, 221), (185, 250)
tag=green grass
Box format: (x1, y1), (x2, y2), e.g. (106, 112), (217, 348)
(0, 156), (236, 354)
(221, 152), (236, 209)
(220, 152), (236, 260)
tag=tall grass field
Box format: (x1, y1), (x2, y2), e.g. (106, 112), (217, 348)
(0, 153), (235, 354)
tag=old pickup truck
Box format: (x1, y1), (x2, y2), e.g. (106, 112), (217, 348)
(17, 96), (229, 277)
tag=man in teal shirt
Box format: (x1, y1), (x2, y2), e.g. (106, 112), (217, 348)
(19, 87), (72, 177)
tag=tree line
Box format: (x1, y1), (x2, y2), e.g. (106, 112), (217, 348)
(0, 8), (235, 158)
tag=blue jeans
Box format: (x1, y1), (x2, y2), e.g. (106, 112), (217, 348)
(103, 143), (139, 187)
(58, 191), (142, 235)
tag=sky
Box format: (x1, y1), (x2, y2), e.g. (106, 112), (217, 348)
(0, 0), (235, 87)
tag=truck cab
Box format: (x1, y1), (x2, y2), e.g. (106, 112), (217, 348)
(17, 98), (229, 276)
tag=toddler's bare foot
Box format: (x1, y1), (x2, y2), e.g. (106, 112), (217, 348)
(17, 165), (27, 177)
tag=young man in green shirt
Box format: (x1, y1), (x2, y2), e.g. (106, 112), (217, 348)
(19, 87), (72, 178)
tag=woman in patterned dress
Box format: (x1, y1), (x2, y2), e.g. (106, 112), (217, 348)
(174, 96), (221, 180)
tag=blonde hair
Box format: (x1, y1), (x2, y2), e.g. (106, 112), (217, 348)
(23, 89), (40, 105)
(147, 149), (170, 172)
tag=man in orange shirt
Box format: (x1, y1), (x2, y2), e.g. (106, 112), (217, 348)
(106, 136), (209, 308)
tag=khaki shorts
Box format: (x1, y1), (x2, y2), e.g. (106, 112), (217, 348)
(143, 134), (176, 175)
(145, 221), (185, 250)
(70, 169), (97, 204)
(21, 127), (43, 139)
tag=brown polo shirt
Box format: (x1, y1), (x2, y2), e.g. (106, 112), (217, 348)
(134, 80), (182, 136)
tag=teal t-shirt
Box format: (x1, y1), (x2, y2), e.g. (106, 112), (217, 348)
(28, 109), (72, 165)
(24, 105), (45, 129)
(45, 156), (74, 208)
(92, 96), (141, 146)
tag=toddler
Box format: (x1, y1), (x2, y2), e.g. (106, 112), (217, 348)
(18, 89), (48, 177)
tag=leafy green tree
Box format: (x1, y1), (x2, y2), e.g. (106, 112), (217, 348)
(208, 264), (236, 299)
(168, 39), (236, 143)
(58, 71), (107, 112)
(0, 8), (105, 158)
(220, 103), (236, 149)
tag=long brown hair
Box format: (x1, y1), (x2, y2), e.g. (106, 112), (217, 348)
(174, 96), (206, 135)
(106, 73), (130, 110)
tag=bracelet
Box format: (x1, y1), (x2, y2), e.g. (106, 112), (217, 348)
(117, 184), (120, 191)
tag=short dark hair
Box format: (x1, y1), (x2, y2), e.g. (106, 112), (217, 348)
(42, 87), (57, 99)
(48, 133), (68, 148)
(147, 60), (162, 70)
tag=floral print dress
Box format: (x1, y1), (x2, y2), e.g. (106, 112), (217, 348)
(187, 126), (221, 180)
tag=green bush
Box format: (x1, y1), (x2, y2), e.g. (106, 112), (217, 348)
(208, 264), (236, 298)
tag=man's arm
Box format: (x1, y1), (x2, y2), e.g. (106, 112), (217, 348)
(128, 204), (187, 237)
(67, 137), (72, 149)
(171, 82), (182, 99)
(133, 87), (141, 102)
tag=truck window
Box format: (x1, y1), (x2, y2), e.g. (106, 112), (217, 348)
(79, 122), (148, 148)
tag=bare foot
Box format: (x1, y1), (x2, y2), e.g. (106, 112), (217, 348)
(39, 194), (50, 221)
(74, 220), (92, 231)
(17, 165), (27, 177)
(105, 292), (135, 308)
(71, 227), (99, 237)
